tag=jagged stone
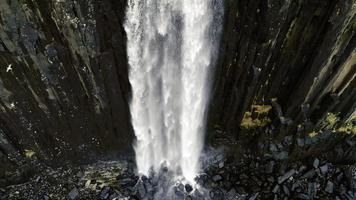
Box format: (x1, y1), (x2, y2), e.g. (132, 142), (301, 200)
(185, 184), (193, 193)
(218, 161), (224, 169)
(313, 159), (320, 169)
(282, 185), (290, 196)
(212, 175), (223, 182)
(325, 181), (334, 194)
(278, 170), (296, 184)
(99, 186), (110, 199)
(302, 170), (316, 179)
(226, 189), (238, 200)
(68, 188), (79, 200)
(272, 185), (280, 193)
(275, 152), (288, 160)
(209, 188), (224, 200)
(248, 193), (259, 200)
(297, 193), (310, 199)
(319, 165), (328, 175)
(135, 180), (146, 199)
(307, 182), (317, 198)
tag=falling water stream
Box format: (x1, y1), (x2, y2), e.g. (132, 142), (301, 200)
(124, 0), (222, 183)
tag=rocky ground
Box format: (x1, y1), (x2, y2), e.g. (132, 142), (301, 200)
(1, 150), (355, 200)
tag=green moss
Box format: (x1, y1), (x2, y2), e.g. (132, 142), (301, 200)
(240, 104), (272, 129)
(315, 112), (355, 136)
(325, 112), (339, 127)
(337, 122), (356, 135)
(251, 105), (272, 114)
(24, 149), (35, 158)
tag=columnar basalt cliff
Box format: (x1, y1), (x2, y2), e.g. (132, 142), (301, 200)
(0, 0), (355, 188)
(208, 0), (355, 161)
(0, 0), (133, 180)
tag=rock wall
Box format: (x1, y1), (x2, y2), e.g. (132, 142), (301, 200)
(208, 0), (355, 160)
(0, 0), (133, 177)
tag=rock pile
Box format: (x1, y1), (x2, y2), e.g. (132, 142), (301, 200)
(1, 155), (355, 199)
(200, 153), (356, 199)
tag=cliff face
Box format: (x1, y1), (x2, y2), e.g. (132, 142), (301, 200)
(0, 0), (133, 175)
(208, 0), (355, 160)
(0, 0), (355, 185)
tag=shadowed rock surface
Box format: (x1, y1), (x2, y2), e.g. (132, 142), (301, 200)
(208, 0), (355, 162)
(0, 0), (133, 184)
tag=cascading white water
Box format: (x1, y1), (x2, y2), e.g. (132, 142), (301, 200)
(124, 0), (222, 182)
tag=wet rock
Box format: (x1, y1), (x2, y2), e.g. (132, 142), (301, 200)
(99, 186), (110, 199)
(109, 189), (124, 199)
(298, 165), (307, 173)
(218, 161), (224, 168)
(141, 175), (148, 182)
(313, 159), (320, 168)
(270, 144), (278, 152)
(35, 176), (41, 182)
(343, 191), (355, 200)
(212, 175), (223, 182)
(307, 182), (317, 198)
(174, 183), (185, 197)
(275, 151), (288, 160)
(144, 181), (153, 193)
(226, 189), (238, 200)
(297, 193), (310, 199)
(185, 184), (193, 193)
(291, 181), (301, 191)
(282, 185), (290, 196)
(195, 173), (209, 187)
(209, 188), (224, 200)
(135, 180), (146, 198)
(118, 178), (135, 187)
(185, 195), (193, 200)
(248, 193), (259, 200)
(278, 169), (296, 184)
(272, 185), (280, 193)
(192, 189), (205, 200)
(319, 165), (328, 175)
(325, 181), (334, 193)
(68, 187), (79, 200)
(216, 154), (224, 162)
(302, 169), (316, 179)
(85, 180), (91, 188)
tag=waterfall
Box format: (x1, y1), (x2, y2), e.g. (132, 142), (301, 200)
(124, 0), (222, 182)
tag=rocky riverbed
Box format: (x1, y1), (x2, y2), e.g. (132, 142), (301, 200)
(1, 150), (355, 200)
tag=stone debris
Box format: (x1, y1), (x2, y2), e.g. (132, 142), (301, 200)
(1, 156), (356, 200)
(277, 169), (296, 184)
(68, 187), (78, 200)
(325, 181), (334, 193)
(185, 184), (193, 193)
(212, 174), (223, 182)
(313, 158), (320, 168)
